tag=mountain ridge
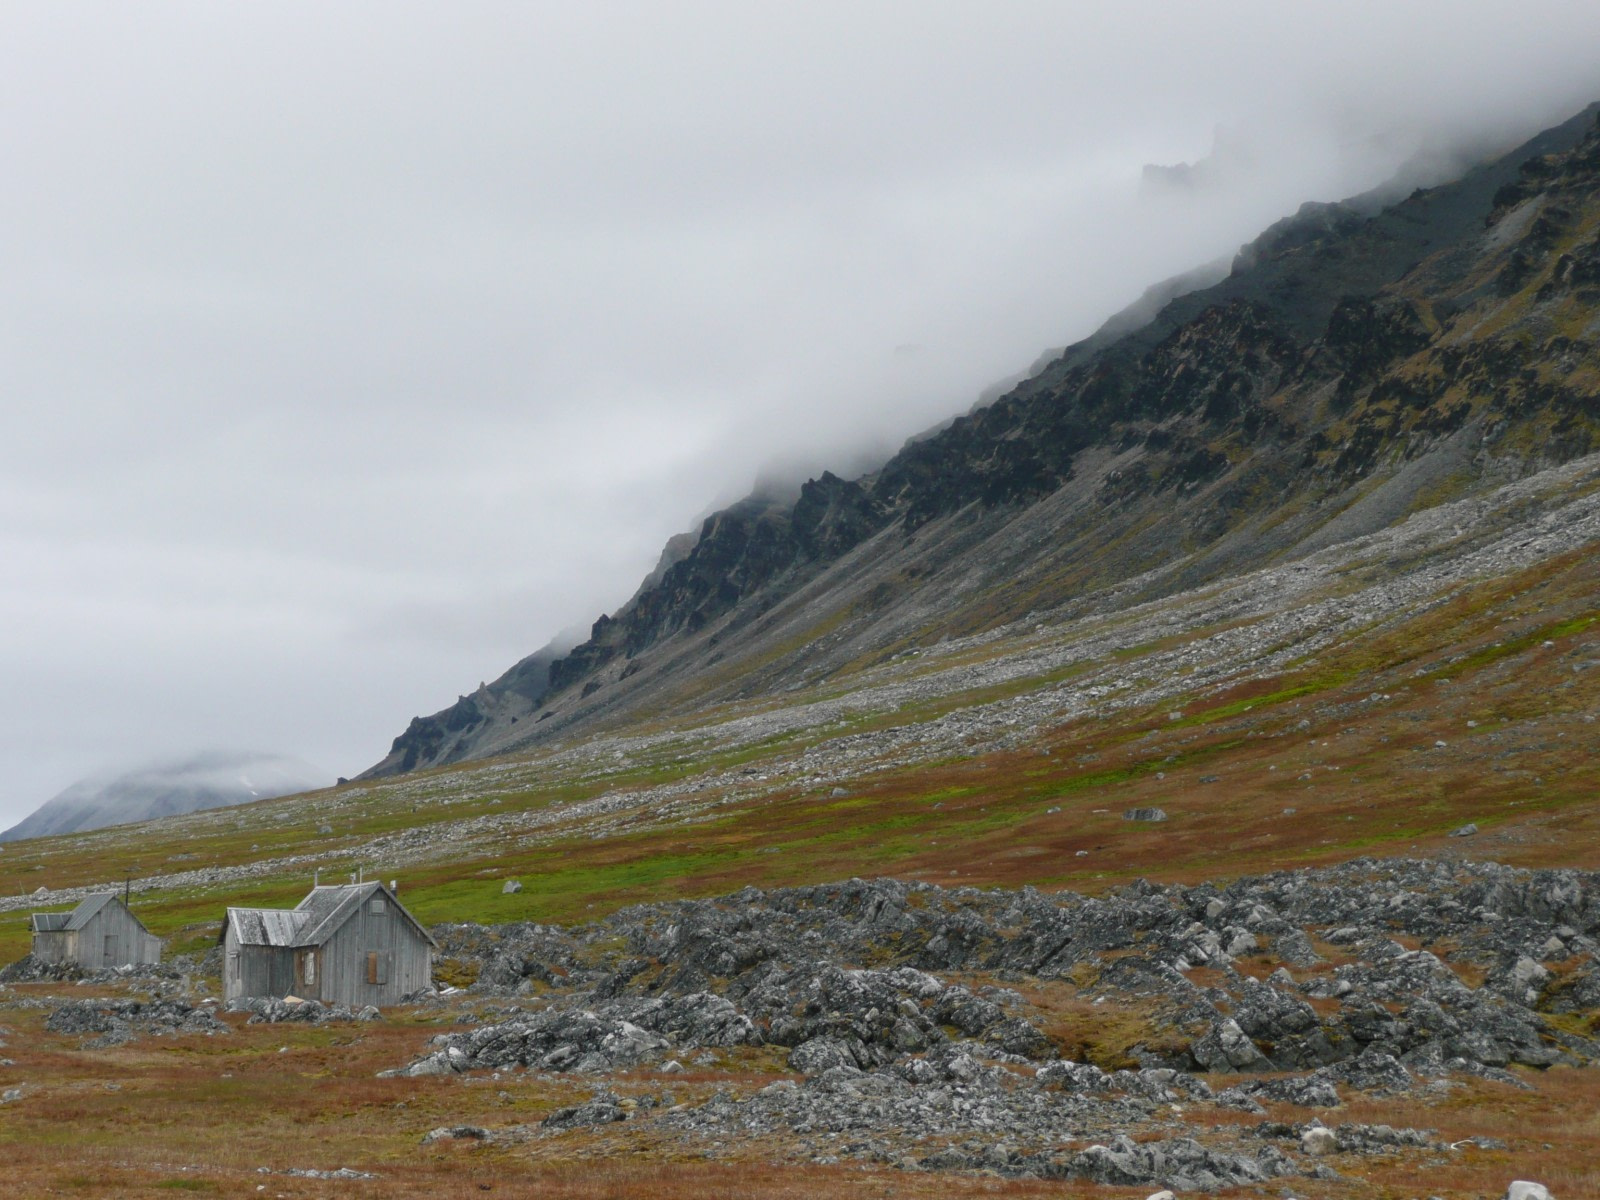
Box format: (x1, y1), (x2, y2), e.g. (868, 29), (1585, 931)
(362, 100), (1600, 781)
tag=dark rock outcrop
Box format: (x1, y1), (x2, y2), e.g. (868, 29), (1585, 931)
(366, 103), (1600, 781)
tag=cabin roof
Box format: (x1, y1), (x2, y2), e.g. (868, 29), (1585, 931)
(30, 892), (129, 934)
(223, 882), (437, 950)
(224, 907), (312, 947)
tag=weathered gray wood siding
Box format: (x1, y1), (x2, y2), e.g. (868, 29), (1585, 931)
(316, 896), (432, 1007)
(80, 903), (161, 968)
(222, 927), (295, 1002)
(31, 930), (70, 963)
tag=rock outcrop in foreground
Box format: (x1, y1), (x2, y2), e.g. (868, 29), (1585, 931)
(399, 858), (1595, 1191)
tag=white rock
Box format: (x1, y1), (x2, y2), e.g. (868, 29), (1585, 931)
(1511, 955), (1551, 1002)
(1301, 1125), (1339, 1155)
(1505, 1183), (1553, 1200)
(1146, 1191), (1177, 1200)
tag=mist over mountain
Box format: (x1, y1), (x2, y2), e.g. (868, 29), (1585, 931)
(6, 7), (1600, 822)
(0, 751), (328, 842)
(364, 99), (1600, 779)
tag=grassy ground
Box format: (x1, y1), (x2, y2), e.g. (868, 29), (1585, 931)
(0, 974), (1594, 1198)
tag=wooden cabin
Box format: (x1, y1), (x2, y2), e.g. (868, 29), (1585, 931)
(220, 881), (435, 1008)
(29, 893), (162, 968)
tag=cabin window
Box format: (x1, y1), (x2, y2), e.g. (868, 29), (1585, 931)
(366, 951), (389, 985)
(302, 950), (317, 986)
(227, 952), (238, 981)
(368, 899), (386, 914)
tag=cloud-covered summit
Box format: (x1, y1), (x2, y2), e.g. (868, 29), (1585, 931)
(1, 751), (328, 843)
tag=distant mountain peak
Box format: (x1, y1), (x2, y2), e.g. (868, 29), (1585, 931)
(2, 750), (328, 842)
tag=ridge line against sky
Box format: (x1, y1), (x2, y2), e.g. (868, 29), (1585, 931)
(2, 2), (1599, 823)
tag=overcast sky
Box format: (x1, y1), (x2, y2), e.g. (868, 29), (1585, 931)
(2, 3), (1598, 825)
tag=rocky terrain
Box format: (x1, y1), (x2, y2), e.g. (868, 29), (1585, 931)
(380, 858), (1593, 1193)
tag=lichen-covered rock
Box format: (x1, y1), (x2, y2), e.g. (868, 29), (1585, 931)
(45, 997), (228, 1046)
(399, 858), (1600, 1177)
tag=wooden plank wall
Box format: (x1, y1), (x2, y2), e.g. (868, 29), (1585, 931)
(83, 902), (161, 968)
(317, 896), (432, 1007)
(31, 930), (69, 963)
(223, 929), (295, 1002)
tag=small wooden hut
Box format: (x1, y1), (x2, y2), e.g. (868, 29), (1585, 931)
(220, 881), (435, 1008)
(29, 893), (161, 968)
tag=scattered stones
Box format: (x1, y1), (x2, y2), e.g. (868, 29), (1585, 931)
(1451, 823), (1480, 838)
(233, 996), (379, 1025)
(0, 954), (187, 986)
(389, 995), (762, 1078)
(1124, 807), (1168, 822)
(421, 1125), (490, 1144)
(543, 1091), (629, 1130)
(45, 997), (228, 1046)
(396, 858), (1600, 1179)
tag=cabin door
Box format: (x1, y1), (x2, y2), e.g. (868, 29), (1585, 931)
(103, 935), (120, 965)
(295, 948), (319, 997)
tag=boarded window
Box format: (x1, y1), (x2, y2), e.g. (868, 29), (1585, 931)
(301, 950), (317, 986)
(366, 951), (389, 985)
(369, 899), (386, 914)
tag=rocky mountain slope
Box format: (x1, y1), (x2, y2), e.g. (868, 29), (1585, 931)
(0, 751), (327, 842)
(365, 101), (1600, 780)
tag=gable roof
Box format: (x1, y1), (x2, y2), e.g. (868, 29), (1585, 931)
(224, 907), (311, 948)
(30, 892), (140, 935)
(64, 893), (118, 931)
(222, 882), (437, 950)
